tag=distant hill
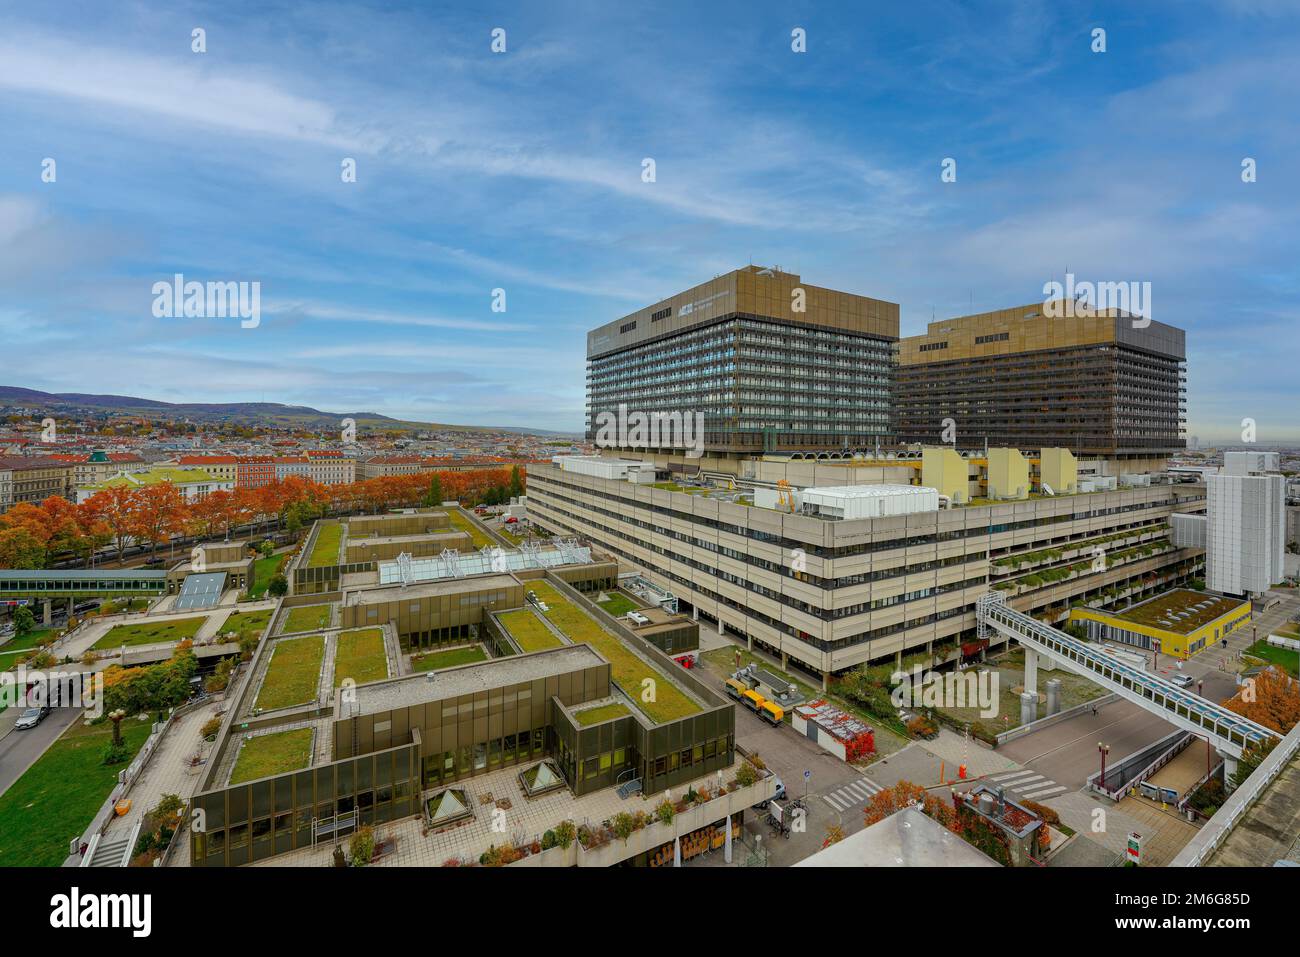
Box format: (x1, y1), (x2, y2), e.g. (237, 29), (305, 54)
(0, 386), (572, 436)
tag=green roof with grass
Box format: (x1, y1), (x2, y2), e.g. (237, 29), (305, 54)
(279, 604), (332, 634)
(574, 702), (630, 726)
(306, 522), (343, 567)
(229, 728), (314, 784)
(333, 628), (389, 687)
(219, 609), (272, 641)
(254, 635), (325, 711)
(447, 509), (494, 549)
(92, 615), (206, 650)
(499, 609), (563, 652)
(410, 644), (488, 672)
(527, 580), (699, 723)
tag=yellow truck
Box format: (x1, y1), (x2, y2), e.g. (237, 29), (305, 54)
(723, 678), (747, 701)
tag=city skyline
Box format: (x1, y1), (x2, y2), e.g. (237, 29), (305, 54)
(2, 1), (1298, 440)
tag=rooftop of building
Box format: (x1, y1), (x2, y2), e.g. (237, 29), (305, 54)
(342, 644), (607, 717)
(794, 807), (999, 867)
(83, 467), (222, 490)
(1105, 588), (1249, 635)
(343, 572), (520, 604)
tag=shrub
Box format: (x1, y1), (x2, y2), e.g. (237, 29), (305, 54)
(735, 763), (758, 788)
(554, 820), (576, 850)
(102, 741), (131, 765)
(541, 829), (558, 850)
(268, 575), (288, 598)
(655, 798), (675, 826)
(200, 717), (222, 741)
(611, 811), (636, 842)
(349, 825), (375, 866)
(81, 650), (99, 667)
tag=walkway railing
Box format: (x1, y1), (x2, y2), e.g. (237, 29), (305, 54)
(976, 592), (1278, 758)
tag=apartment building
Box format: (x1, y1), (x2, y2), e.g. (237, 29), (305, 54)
(585, 265), (898, 457)
(76, 467), (234, 504)
(0, 456), (75, 512)
(361, 455), (513, 479)
(897, 305), (1186, 464)
(527, 455), (1206, 686)
(49, 450), (147, 487)
(173, 455), (240, 484)
(1205, 452), (1286, 596)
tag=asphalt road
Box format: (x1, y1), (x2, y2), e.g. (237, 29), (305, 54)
(0, 707), (80, 796)
(999, 698), (1177, 790)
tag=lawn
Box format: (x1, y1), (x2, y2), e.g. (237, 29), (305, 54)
(254, 635), (325, 711)
(306, 522), (343, 567)
(574, 702), (631, 726)
(596, 592), (641, 617)
(334, 628), (389, 687)
(1245, 639), (1299, 677)
(527, 581), (699, 723)
(499, 609), (562, 653)
(229, 728), (314, 784)
(410, 644), (488, 672)
(93, 615), (207, 650)
(248, 553), (288, 598)
(0, 717), (152, 867)
(447, 509), (494, 549)
(0, 627), (55, 658)
(279, 604), (332, 634)
(219, 609), (272, 641)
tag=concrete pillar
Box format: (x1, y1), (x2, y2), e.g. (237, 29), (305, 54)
(718, 619), (725, 637)
(747, 633), (753, 652)
(1221, 753), (1238, 793)
(692, 605), (699, 621)
(895, 649), (903, 672)
(1020, 691), (1038, 726)
(821, 670), (829, 692)
(781, 651), (788, 671)
(724, 814), (733, 864)
(67, 597), (75, 618)
(42, 600), (51, 626)
(1024, 647), (1038, 697)
(673, 835), (681, 867)
(1045, 678), (1062, 716)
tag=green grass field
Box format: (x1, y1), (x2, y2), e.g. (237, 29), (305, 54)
(306, 522), (343, 567)
(596, 592), (640, 616)
(499, 609), (562, 652)
(92, 616), (206, 650)
(254, 635), (325, 711)
(527, 581), (699, 723)
(410, 644), (488, 672)
(248, 553), (288, 598)
(279, 604), (332, 634)
(0, 717), (152, 867)
(574, 702), (630, 725)
(229, 728), (314, 784)
(219, 609), (272, 641)
(334, 628), (389, 686)
(1245, 639), (1299, 677)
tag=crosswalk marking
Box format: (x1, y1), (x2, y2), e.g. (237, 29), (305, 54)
(1022, 785), (1068, 799)
(823, 793), (846, 811)
(822, 776), (883, 814)
(1007, 775), (1046, 791)
(990, 769), (1037, 783)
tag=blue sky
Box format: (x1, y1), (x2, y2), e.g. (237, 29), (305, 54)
(1, 0), (1297, 440)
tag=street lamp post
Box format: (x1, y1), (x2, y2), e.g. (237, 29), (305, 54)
(1098, 742), (1110, 791)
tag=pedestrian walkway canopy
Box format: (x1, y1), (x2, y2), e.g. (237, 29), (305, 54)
(0, 568), (168, 599)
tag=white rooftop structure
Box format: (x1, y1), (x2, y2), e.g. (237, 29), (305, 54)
(799, 484), (940, 520)
(376, 541), (592, 585)
(552, 455), (652, 481)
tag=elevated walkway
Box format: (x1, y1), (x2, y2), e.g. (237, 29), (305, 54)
(976, 592), (1278, 761)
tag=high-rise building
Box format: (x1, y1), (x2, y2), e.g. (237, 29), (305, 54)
(896, 304), (1186, 463)
(585, 266), (898, 457)
(1205, 452), (1286, 596)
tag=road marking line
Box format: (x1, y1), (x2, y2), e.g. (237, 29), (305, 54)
(823, 794), (846, 811)
(1008, 777), (1049, 792)
(843, 782), (871, 800)
(1021, 785), (1068, 799)
(990, 769), (1036, 782)
(859, 778), (882, 794)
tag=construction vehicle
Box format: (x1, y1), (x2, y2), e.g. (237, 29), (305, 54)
(723, 678), (747, 701)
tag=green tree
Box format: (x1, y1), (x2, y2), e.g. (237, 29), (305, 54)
(509, 465), (523, 499)
(13, 605), (36, 638)
(268, 574), (288, 598)
(424, 475), (444, 508)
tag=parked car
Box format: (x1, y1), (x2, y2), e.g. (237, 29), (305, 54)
(13, 707), (50, 730)
(1171, 673), (1195, 689)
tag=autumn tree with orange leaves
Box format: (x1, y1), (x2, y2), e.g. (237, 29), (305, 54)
(1224, 667), (1300, 734)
